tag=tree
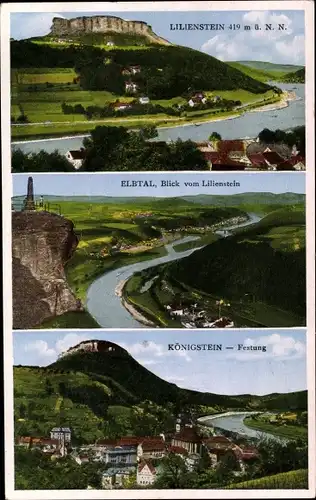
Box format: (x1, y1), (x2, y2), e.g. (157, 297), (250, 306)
(154, 452), (189, 488)
(214, 451), (240, 484)
(209, 132), (222, 141)
(139, 125), (158, 140)
(45, 378), (54, 395)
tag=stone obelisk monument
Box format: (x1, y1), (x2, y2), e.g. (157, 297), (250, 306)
(23, 176), (36, 211)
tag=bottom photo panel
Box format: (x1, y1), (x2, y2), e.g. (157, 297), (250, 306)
(12, 328), (308, 492)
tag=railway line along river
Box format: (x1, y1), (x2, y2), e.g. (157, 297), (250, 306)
(86, 213), (261, 328)
(12, 83), (304, 154)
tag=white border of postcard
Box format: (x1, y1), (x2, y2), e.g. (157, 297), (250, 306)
(1, 1), (315, 499)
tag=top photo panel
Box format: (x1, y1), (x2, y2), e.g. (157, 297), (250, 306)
(10, 8), (306, 173)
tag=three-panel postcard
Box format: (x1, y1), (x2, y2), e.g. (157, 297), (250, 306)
(1, 1), (315, 499)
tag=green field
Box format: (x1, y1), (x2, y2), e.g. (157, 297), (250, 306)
(226, 469), (308, 489)
(243, 416), (308, 440)
(11, 65), (281, 139)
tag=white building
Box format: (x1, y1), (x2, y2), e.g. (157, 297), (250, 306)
(139, 96), (150, 105)
(65, 150), (85, 170)
(50, 427), (71, 443)
(125, 81), (138, 93)
(137, 461), (156, 486)
(106, 41), (115, 46)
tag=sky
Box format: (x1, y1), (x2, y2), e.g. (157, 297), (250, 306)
(13, 329), (306, 396)
(12, 172), (305, 198)
(10, 10), (305, 65)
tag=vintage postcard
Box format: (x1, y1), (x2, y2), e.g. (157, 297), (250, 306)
(11, 172), (306, 330)
(1, 1), (315, 500)
(2, 2), (312, 172)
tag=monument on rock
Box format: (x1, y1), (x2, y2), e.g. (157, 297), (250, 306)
(23, 176), (36, 211)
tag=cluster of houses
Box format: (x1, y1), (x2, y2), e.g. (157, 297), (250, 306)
(165, 301), (234, 329)
(17, 417), (259, 489)
(198, 139), (305, 171)
(187, 91), (221, 108)
(64, 135), (304, 172)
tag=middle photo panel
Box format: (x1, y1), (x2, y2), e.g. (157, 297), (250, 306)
(12, 172), (306, 330)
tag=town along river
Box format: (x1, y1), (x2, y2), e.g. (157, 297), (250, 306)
(86, 213), (262, 328)
(12, 83), (304, 154)
(198, 412), (286, 443)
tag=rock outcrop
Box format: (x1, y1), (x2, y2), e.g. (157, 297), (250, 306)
(59, 340), (126, 358)
(12, 211), (81, 329)
(50, 15), (170, 45)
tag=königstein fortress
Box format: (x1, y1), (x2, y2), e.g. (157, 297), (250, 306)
(50, 15), (171, 44)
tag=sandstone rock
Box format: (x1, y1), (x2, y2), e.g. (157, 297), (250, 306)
(12, 211), (81, 329)
(59, 340), (126, 358)
(50, 15), (170, 45)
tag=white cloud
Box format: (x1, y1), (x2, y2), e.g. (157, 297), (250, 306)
(11, 13), (65, 40)
(24, 340), (56, 363)
(164, 376), (186, 383)
(141, 359), (160, 366)
(120, 340), (191, 362)
(226, 333), (306, 361)
(201, 11), (304, 64)
(55, 333), (91, 354)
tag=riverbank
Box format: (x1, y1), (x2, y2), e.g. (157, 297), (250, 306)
(121, 296), (156, 327)
(11, 92), (284, 142)
(243, 416), (308, 441)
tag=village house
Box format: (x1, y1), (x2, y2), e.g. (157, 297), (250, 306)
(125, 81), (138, 93)
(65, 149), (85, 170)
(212, 95), (221, 103)
(202, 436), (236, 467)
(74, 454), (90, 465)
(137, 460), (157, 486)
(138, 439), (166, 459)
(101, 445), (138, 465)
(139, 96), (150, 105)
(288, 155), (306, 170)
(102, 467), (136, 489)
(247, 153), (269, 169)
(129, 65), (141, 74)
(112, 102), (133, 111)
(122, 65), (141, 75)
(262, 150), (285, 169)
(188, 92), (207, 107)
(106, 41), (115, 46)
(50, 427), (72, 443)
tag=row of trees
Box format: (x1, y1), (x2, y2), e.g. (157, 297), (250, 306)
(258, 126), (305, 156)
(12, 126), (209, 172)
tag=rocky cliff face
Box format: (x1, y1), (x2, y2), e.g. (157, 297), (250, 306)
(12, 211), (81, 329)
(59, 340), (126, 358)
(50, 15), (170, 44)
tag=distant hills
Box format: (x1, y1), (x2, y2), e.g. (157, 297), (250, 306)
(228, 61), (305, 83)
(12, 192), (306, 207)
(281, 68), (305, 83)
(233, 61), (304, 73)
